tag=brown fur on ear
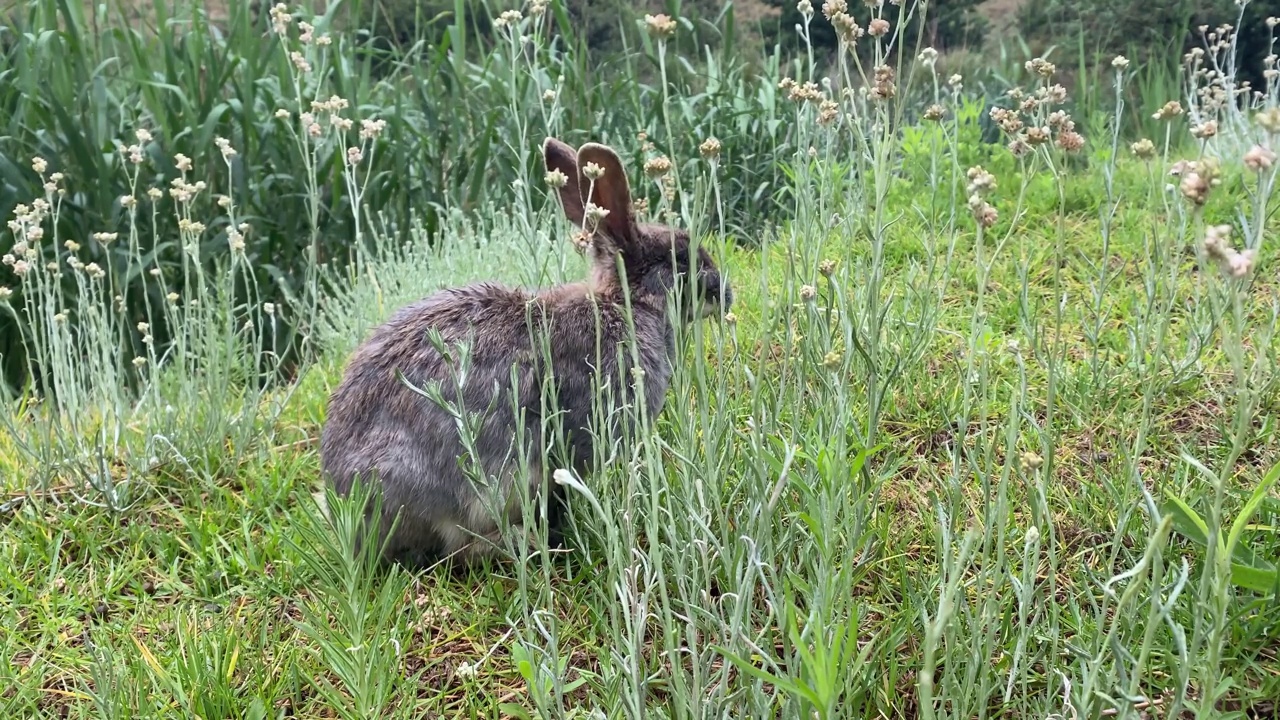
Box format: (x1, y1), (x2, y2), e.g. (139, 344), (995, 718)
(543, 137), (585, 226)
(575, 143), (637, 247)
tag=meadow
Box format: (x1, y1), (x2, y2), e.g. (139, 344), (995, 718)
(1, 0), (1278, 717)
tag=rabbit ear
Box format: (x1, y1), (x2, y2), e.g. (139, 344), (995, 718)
(576, 142), (637, 246)
(543, 137), (586, 226)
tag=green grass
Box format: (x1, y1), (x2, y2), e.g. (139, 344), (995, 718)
(3, 1), (1280, 718)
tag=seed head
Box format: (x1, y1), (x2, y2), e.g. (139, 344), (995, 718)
(1131, 138), (1156, 159)
(923, 104), (946, 122)
(799, 284), (817, 302)
(818, 258), (837, 277)
(699, 137), (722, 160)
(867, 18), (890, 36)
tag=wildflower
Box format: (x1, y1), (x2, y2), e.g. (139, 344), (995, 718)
(215, 137), (237, 160)
(32, 157), (47, 175)
(1025, 58), (1056, 78)
(544, 169), (568, 188)
(923, 104), (945, 121)
(644, 13), (677, 39)
(12, 260), (30, 276)
(137, 322), (150, 333)
(1025, 126), (1051, 146)
(918, 47), (938, 67)
(175, 153), (193, 172)
(1131, 138), (1156, 159)
(529, 0), (548, 17)
(819, 258), (837, 277)
(298, 20), (314, 43)
(871, 64), (896, 100)
(360, 118), (387, 140)
(723, 311), (737, 324)
(1180, 172), (1211, 205)
(65, 240), (81, 252)
(965, 166), (997, 196)
(0, 287), (10, 301)
(1244, 144), (1276, 171)
(275, 109), (291, 120)
(135, 128), (153, 143)
(290, 51), (312, 73)
(821, 0), (847, 20)
(542, 89), (557, 103)
(1191, 121), (1218, 139)
(582, 162), (605, 181)
(799, 284), (817, 302)
(1256, 107), (1280, 133)
(147, 188), (163, 201)
(948, 74), (963, 89)
(1026, 525), (1041, 544)
(699, 137), (721, 160)
(1153, 100), (1184, 120)
(270, 3), (292, 35)
(263, 302), (276, 315)
(1227, 249), (1257, 278)
(85, 263), (105, 279)
(167, 292), (180, 303)
(346, 147), (363, 166)
(1112, 55), (1130, 70)
(584, 203), (610, 225)
(867, 18), (890, 36)
(1019, 451), (1043, 471)
(149, 267), (162, 277)
(644, 156), (672, 179)
(1203, 224), (1233, 260)
(54, 312), (68, 324)
(830, 12), (862, 43)
(822, 350), (842, 369)
(493, 9), (522, 28)
(1056, 130), (1085, 153)
(132, 356), (147, 369)
(817, 99), (840, 126)
(797, 0), (814, 18)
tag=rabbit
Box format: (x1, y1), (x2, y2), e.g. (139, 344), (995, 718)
(317, 137), (733, 569)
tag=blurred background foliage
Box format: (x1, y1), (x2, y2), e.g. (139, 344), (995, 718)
(0, 0), (1272, 394)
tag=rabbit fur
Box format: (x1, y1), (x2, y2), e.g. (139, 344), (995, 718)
(317, 137), (732, 568)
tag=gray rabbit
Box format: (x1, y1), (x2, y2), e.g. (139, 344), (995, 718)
(318, 137), (733, 568)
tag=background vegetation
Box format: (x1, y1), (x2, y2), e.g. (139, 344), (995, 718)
(1, 0), (1278, 717)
